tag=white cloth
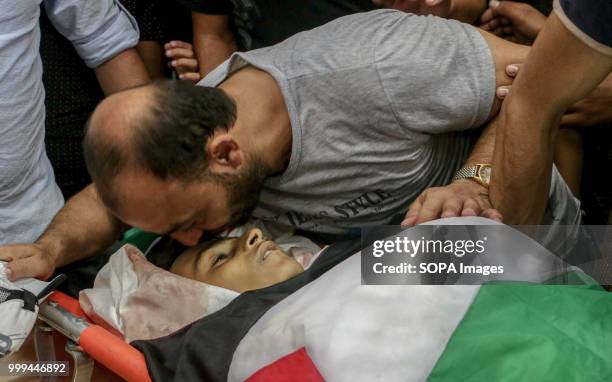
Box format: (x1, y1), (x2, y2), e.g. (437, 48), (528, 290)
(79, 245), (239, 342)
(79, 223), (322, 342)
(0, 262), (50, 357)
(228, 217), (575, 381)
(0, 0), (139, 244)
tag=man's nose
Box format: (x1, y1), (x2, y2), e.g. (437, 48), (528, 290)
(241, 228), (263, 251)
(170, 228), (204, 246)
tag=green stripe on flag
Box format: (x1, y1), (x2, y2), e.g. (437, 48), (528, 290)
(428, 278), (612, 381)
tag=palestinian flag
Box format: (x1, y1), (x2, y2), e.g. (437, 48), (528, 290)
(133, 240), (612, 382)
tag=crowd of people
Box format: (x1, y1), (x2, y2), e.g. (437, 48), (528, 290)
(0, 0), (610, 284)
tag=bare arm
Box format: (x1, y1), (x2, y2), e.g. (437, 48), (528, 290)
(490, 12), (612, 224)
(192, 12), (237, 77)
(38, 185), (126, 267)
(94, 48), (150, 95)
(402, 108), (500, 226)
(402, 29), (528, 226)
(449, 0), (487, 24)
(136, 41), (166, 79)
(0, 185), (127, 280)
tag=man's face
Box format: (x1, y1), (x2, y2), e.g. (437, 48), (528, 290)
(108, 160), (267, 246)
(169, 228), (304, 292)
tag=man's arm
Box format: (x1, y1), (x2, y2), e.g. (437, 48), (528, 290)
(401, 30), (528, 226)
(490, 11), (612, 224)
(402, 117), (501, 226)
(0, 185), (127, 280)
(95, 48), (150, 95)
(192, 12), (237, 77)
(449, 0), (487, 24)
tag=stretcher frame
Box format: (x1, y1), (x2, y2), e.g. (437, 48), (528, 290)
(34, 228), (159, 382)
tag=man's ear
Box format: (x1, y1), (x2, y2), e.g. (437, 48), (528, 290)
(206, 132), (244, 170)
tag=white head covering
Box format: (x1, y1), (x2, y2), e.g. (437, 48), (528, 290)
(79, 245), (239, 342)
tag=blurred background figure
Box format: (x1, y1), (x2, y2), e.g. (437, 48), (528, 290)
(0, 1), (149, 245)
(174, 0), (377, 77)
(42, 0), (192, 199)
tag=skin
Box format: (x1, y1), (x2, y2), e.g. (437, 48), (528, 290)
(93, 48), (149, 95)
(170, 228), (303, 292)
(489, 12), (612, 224)
(402, 29), (529, 226)
(136, 41), (166, 79)
(479, 0), (546, 45)
(164, 40), (201, 82)
(192, 12), (237, 77)
(0, 26), (529, 281)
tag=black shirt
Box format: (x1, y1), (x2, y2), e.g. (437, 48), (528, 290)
(177, 0), (376, 50)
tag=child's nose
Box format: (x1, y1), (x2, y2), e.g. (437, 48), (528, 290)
(241, 228), (263, 251)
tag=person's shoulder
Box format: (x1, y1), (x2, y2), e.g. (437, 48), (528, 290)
(322, 9), (412, 28)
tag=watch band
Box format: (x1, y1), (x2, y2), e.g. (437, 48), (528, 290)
(452, 164), (491, 187)
(452, 166), (479, 181)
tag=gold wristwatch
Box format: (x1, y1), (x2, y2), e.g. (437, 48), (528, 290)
(452, 164), (492, 188)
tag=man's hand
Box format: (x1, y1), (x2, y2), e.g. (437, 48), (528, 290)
(497, 64), (612, 128)
(164, 40), (201, 82)
(401, 180), (503, 227)
(0, 243), (58, 281)
(480, 1), (546, 45)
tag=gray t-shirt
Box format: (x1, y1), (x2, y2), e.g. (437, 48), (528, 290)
(201, 10), (577, 235)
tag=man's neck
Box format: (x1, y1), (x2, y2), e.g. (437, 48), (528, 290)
(219, 66), (293, 175)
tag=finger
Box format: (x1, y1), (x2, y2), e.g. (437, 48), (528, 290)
(481, 208), (503, 222)
(6, 256), (50, 281)
(441, 199), (463, 218)
(502, 25), (513, 35)
(179, 72), (202, 82)
(0, 246), (31, 262)
(485, 17), (502, 30)
(165, 48), (194, 59)
(489, 0), (521, 20)
(479, 8), (495, 24)
(505, 63), (521, 77)
(171, 58), (198, 73)
(425, 0), (446, 6)
(415, 197), (445, 224)
(499, 17), (511, 25)
(461, 199), (481, 217)
(401, 196), (424, 227)
(164, 40), (193, 50)
(496, 85), (510, 99)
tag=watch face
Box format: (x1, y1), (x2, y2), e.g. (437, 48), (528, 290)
(479, 165), (492, 184)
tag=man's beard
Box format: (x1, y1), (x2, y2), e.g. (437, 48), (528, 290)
(206, 156), (269, 228)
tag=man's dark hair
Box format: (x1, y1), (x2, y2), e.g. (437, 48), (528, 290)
(83, 80), (237, 191)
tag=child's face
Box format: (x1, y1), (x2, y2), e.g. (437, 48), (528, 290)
(170, 228), (304, 292)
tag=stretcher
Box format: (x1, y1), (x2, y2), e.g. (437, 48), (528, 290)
(34, 228), (158, 382)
